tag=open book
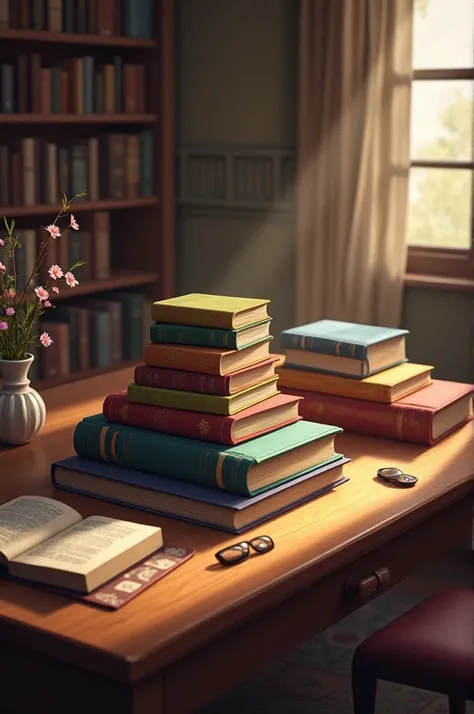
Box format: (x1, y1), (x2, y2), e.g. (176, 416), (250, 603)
(0, 496), (163, 593)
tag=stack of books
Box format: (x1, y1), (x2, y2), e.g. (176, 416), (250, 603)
(276, 319), (473, 445)
(51, 295), (351, 533)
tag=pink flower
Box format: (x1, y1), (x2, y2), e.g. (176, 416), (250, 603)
(52, 286), (60, 294)
(5, 307), (14, 316)
(45, 224), (61, 239)
(43, 300), (53, 308)
(70, 214), (79, 230)
(0, 321), (7, 330)
(0, 238), (4, 246)
(0, 262), (6, 273)
(40, 332), (53, 347)
(65, 271), (79, 288)
(48, 264), (63, 280)
(6, 288), (15, 299)
(35, 286), (49, 301)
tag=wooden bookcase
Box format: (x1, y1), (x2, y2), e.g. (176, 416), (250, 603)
(0, 0), (175, 391)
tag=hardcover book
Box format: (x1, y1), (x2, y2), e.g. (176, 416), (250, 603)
(0, 496), (163, 594)
(103, 392), (302, 444)
(127, 376), (280, 416)
(281, 320), (408, 379)
(51, 457), (350, 534)
(134, 356), (279, 396)
(151, 293), (270, 329)
(282, 380), (474, 445)
(275, 354), (433, 403)
(73, 416), (343, 496)
(150, 319), (272, 350)
(144, 338), (273, 376)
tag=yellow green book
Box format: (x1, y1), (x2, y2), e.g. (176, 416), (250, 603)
(127, 376), (280, 415)
(151, 293), (270, 329)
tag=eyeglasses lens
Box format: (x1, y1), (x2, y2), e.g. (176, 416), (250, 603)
(250, 536), (274, 553)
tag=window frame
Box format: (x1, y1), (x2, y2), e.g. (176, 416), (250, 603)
(406, 67), (474, 279)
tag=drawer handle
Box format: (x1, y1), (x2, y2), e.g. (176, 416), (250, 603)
(345, 567), (391, 600)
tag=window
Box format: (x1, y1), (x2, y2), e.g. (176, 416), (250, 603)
(406, 0), (474, 279)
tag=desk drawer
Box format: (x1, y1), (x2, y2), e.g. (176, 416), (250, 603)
(165, 495), (472, 714)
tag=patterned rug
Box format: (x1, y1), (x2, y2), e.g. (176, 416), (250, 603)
(199, 546), (474, 714)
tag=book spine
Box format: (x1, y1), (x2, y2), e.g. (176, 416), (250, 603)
(150, 305), (234, 330)
(128, 383), (232, 416)
(90, 311), (112, 367)
(103, 394), (235, 444)
(73, 419), (252, 494)
(281, 333), (367, 360)
(277, 368), (389, 402)
(134, 363), (231, 395)
(144, 342), (223, 375)
(284, 388), (433, 444)
(150, 323), (238, 350)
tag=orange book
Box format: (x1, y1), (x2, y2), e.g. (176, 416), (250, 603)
(275, 354), (433, 403)
(144, 339), (272, 376)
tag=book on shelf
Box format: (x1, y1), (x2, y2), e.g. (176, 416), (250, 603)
(0, 53), (147, 115)
(1, 0), (155, 39)
(281, 320), (408, 379)
(36, 291), (148, 380)
(0, 133), (153, 208)
(282, 380), (474, 445)
(0, 495), (163, 593)
(275, 354), (433, 404)
(103, 392), (302, 444)
(144, 338), (273, 376)
(127, 376), (280, 416)
(73, 416), (343, 496)
(134, 356), (280, 396)
(51, 456), (350, 534)
(152, 293), (270, 330)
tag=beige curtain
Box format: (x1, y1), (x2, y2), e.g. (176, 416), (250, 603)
(296, 0), (414, 327)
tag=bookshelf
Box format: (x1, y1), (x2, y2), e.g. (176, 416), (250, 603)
(0, 0), (176, 390)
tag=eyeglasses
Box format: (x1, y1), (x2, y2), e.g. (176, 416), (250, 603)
(215, 535), (274, 566)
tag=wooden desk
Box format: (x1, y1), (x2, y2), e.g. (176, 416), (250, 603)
(0, 369), (473, 714)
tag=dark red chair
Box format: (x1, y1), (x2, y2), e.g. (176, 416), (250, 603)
(351, 588), (474, 714)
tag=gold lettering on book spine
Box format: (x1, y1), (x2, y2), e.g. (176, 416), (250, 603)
(99, 426), (109, 460)
(198, 419), (211, 435)
(110, 431), (118, 462)
(151, 409), (169, 429)
(216, 453), (226, 489)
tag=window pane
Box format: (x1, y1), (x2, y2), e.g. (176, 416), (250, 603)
(413, 0), (474, 69)
(410, 81), (473, 161)
(407, 167), (472, 248)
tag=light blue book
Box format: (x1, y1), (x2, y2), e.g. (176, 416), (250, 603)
(281, 320), (408, 379)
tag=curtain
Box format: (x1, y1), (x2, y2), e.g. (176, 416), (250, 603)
(296, 0), (414, 327)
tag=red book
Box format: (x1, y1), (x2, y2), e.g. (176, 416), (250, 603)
(282, 380), (473, 445)
(102, 392), (302, 445)
(134, 356), (279, 396)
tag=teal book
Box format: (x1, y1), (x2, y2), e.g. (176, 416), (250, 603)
(83, 56), (94, 113)
(282, 320), (408, 379)
(140, 132), (154, 196)
(150, 319), (272, 351)
(281, 320), (408, 358)
(90, 311), (111, 368)
(73, 417), (343, 496)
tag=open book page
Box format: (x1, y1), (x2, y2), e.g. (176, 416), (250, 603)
(0, 496), (82, 563)
(11, 516), (163, 575)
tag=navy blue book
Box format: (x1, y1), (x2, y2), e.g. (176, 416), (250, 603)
(51, 456), (350, 534)
(281, 320), (408, 379)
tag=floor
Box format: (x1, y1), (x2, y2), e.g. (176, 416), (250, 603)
(199, 543), (474, 714)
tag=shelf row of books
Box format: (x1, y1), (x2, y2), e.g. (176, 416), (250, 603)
(0, 56), (147, 115)
(1, 0), (154, 39)
(32, 291), (148, 382)
(52, 294), (350, 534)
(0, 133), (154, 208)
(1, 211), (111, 291)
(276, 320), (473, 445)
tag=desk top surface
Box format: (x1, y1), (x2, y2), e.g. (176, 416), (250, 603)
(0, 368), (473, 681)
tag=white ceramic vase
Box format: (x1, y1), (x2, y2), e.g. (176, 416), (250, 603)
(0, 353), (46, 446)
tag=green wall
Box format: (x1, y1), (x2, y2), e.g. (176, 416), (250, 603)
(176, 0), (473, 383)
